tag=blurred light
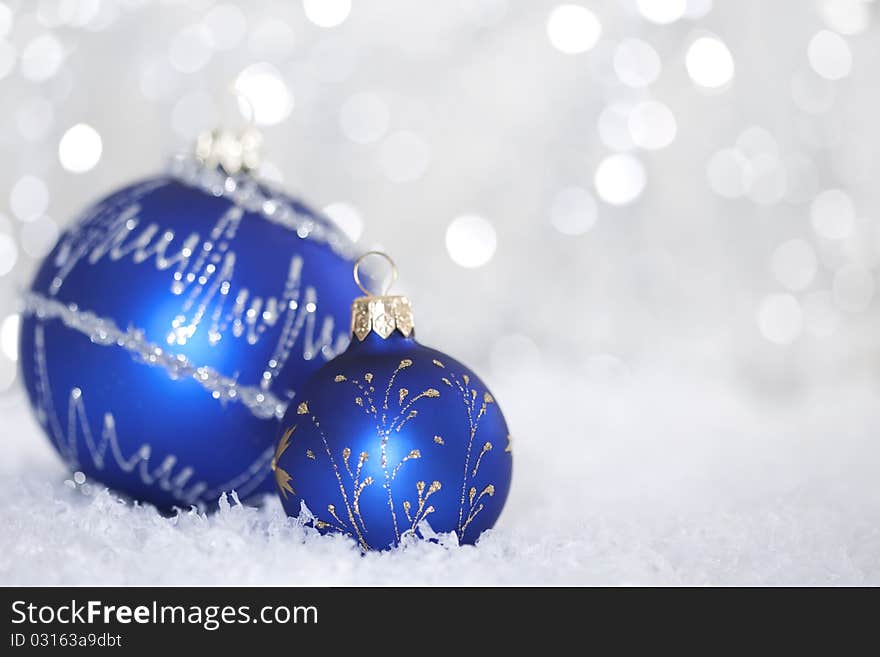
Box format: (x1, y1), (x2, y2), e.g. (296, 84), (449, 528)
(322, 202), (364, 242)
(339, 92), (389, 144)
(0, 3), (11, 38)
(303, 0), (351, 28)
(783, 154), (819, 204)
(637, 0), (686, 25)
(248, 19), (297, 58)
(234, 63), (294, 126)
(85, 2), (119, 31)
(58, 123), (102, 173)
(745, 154), (787, 206)
(54, 70), (74, 101)
(546, 5), (601, 54)
(168, 25), (214, 74)
(38, 0), (102, 28)
(490, 334), (540, 379)
(685, 36), (734, 88)
(550, 187), (598, 236)
(844, 231), (880, 270)
(802, 290), (838, 337)
(460, 0), (509, 26)
(597, 102), (635, 152)
(807, 30), (852, 81)
(832, 139), (872, 187)
(10, 175), (49, 223)
(0, 357), (13, 391)
(1, 313), (19, 361)
(203, 4), (247, 50)
(594, 154), (646, 205)
(0, 315), (21, 391)
(706, 148), (749, 198)
(172, 91), (218, 138)
(0, 234), (17, 277)
(736, 126), (778, 159)
(377, 131), (431, 183)
(757, 294), (803, 344)
(684, 0), (713, 20)
(833, 264), (874, 312)
(771, 238), (817, 291)
(817, 0), (870, 35)
(810, 188), (854, 240)
(21, 216), (59, 258)
(0, 40), (15, 80)
(139, 59), (179, 102)
(790, 69), (836, 114)
(584, 353), (629, 383)
(16, 97), (53, 141)
(446, 214), (497, 268)
(587, 40), (619, 86)
(308, 36), (357, 82)
(613, 38), (661, 88)
(20, 33), (64, 81)
(628, 100), (677, 150)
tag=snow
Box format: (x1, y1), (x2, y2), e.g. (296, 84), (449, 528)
(2, 361), (879, 586)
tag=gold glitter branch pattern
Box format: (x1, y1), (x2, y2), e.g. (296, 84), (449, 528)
(291, 357), (506, 548)
(432, 359), (500, 537)
(271, 426), (296, 499)
(330, 358), (442, 544)
(296, 401), (370, 550)
(402, 479), (442, 531)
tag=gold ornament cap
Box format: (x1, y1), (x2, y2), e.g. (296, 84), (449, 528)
(351, 252), (414, 341)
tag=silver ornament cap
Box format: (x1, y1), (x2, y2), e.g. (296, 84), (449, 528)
(194, 127), (262, 175)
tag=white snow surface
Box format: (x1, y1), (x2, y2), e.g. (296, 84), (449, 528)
(2, 363), (879, 586)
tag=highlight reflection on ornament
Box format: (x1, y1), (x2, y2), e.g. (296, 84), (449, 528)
(19, 137), (362, 510)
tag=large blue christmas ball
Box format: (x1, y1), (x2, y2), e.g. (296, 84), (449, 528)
(18, 155), (361, 510)
(273, 295), (513, 549)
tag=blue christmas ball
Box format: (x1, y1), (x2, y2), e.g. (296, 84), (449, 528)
(273, 293), (513, 549)
(18, 155), (360, 510)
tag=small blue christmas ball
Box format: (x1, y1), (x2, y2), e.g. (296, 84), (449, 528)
(18, 154), (361, 510)
(273, 292), (513, 549)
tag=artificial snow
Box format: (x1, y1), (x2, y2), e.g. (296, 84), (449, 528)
(2, 363), (879, 585)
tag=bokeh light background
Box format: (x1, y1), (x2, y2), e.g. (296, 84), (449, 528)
(2, 0), (880, 584)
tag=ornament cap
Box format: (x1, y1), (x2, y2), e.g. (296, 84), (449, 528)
(351, 295), (414, 340)
(194, 88), (262, 175)
(350, 252), (414, 340)
(194, 127), (262, 175)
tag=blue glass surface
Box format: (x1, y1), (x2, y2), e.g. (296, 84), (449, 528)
(19, 174), (360, 509)
(275, 331), (513, 549)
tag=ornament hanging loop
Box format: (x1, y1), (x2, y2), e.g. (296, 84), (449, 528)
(229, 84), (257, 129)
(353, 251), (398, 297)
